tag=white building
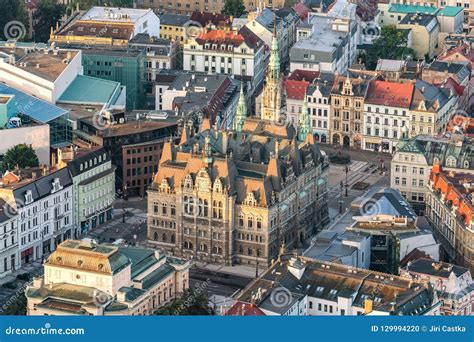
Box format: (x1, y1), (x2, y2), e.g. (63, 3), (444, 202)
(400, 258), (474, 316)
(0, 41), (82, 104)
(183, 27), (266, 91)
(0, 202), (19, 278)
(26, 240), (191, 315)
(236, 256), (442, 316)
(363, 80), (413, 152)
(391, 134), (474, 214)
(290, 1), (358, 74)
(307, 76), (334, 143)
(80, 6), (160, 38)
(0, 168), (74, 265)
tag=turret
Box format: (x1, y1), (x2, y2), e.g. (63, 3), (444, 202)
(298, 94), (310, 142)
(234, 82), (247, 132)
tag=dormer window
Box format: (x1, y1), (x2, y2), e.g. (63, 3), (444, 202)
(51, 178), (62, 193)
(24, 190), (33, 205)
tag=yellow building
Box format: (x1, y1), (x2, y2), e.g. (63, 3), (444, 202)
(397, 13), (440, 59)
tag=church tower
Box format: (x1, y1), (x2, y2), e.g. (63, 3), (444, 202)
(234, 82), (247, 132)
(260, 18), (282, 123)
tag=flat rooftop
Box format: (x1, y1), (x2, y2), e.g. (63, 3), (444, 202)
(0, 46), (79, 82)
(81, 6), (153, 22)
(293, 15), (349, 54)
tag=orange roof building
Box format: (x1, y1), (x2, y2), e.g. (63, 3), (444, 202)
(426, 164), (474, 272)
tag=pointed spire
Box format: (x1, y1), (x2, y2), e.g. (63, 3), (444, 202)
(235, 81), (247, 132)
(298, 93), (310, 142)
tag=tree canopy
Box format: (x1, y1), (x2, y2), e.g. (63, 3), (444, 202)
(33, 0), (66, 43)
(363, 26), (416, 70)
(154, 289), (215, 315)
(2, 144), (39, 173)
(222, 0), (246, 18)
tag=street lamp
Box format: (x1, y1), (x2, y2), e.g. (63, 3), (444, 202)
(344, 165), (349, 197)
(122, 185), (128, 223)
(339, 181), (343, 214)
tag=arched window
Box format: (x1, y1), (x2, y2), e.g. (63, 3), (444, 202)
(162, 233), (167, 242)
(200, 244), (208, 252)
(238, 245), (243, 253)
(171, 234), (175, 243)
(154, 232), (158, 241)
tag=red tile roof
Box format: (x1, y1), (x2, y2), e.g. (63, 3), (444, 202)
(190, 11), (232, 28)
(293, 3), (311, 20)
(226, 301), (266, 316)
(285, 79), (308, 100)
(365, 80), (414, 108)
(196, 30), (244, 47)
(288, 69), (320, 82)
(430, 165), (474, 227)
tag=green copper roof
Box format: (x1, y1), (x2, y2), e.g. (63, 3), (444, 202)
(58, 75), (121, 105)
(438, 6), (463, 17)
(388, 4), (438, 14)
(396, 138), (424, 154)
(141, 264), (175, 290)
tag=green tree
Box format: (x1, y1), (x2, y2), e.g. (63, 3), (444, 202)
(154, 289), (215, 315)
(33, 0), (66, 43)
(2, 144), (39, 172)
(0, 0), (28, 41)
(364, 26), (415, 70)
(222, 0), (246, 18)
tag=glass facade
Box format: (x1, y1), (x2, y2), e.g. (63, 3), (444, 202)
(82, 50), (146, 110)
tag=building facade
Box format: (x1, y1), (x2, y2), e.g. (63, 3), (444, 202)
(329, 76), (368, 148)
(0, 202), (19, 278)
(183, 28), (266, 91)
(425, 164), (474, 273)
(0, 168), (74, 265)
(391, 135), (474, 214)
(60, 147), (116, 235)
(363, 80), (413, 152)
(26, 240), (190, 315)
(135, 0), (285, 16)
(147, 97), (328, 266)
(400, 258), (474, 316)
(235, 255), (441, 315)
